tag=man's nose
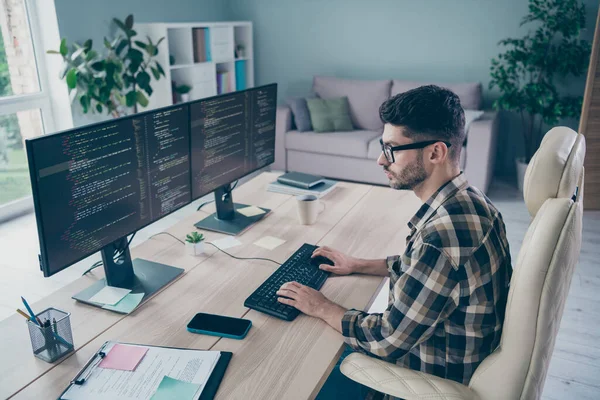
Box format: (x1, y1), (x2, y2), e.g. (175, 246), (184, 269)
(377, 152), (389, 166)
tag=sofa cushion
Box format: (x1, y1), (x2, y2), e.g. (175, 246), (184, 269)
(313, 76), (392, 131)
(285, 97), (314, 132)
(306, 97), (354, 132)
(286, 130), (381, 158)
(391, 80), (482, 110)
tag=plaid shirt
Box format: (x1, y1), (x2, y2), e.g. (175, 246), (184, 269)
(342, 173), (512, 397)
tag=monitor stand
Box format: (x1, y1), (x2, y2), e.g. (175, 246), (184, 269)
(72, 237), (184, 312)
(194, 183), (270, 235)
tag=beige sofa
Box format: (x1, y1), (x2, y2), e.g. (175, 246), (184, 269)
(273, 76), (499, 193)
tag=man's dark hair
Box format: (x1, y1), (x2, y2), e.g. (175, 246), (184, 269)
(379, 85), (466, 163)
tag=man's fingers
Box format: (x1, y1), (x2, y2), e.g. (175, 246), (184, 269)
(277, 297), (296, 306)
(276, 289), (297, 298)
(319, 264), (334, 272)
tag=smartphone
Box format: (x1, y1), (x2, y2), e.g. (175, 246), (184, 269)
(186, 312), (252, 339)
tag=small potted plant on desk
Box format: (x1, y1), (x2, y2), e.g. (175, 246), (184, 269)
(185, 232), (205, 256)
(175, 84), (192, 103)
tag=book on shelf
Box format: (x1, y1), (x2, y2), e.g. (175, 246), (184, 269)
(193, 28), (211, 62)
(235, 60), (246, 91)
(267, 178), (337, 198)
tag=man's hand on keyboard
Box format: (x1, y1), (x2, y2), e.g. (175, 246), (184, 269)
(277, 281), (347, 333)
(311, 246), (358, 276)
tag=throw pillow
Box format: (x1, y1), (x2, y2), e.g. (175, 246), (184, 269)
(285, 97), (313, 132)
(464, 109), (485, 133)
(306, 97), (353, 133)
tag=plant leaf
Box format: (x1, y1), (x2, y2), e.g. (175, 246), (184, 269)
(136, 91), (149, 107)
(83, 39), (92, 51)
(91, 61), (105, 71)
(60, 38), (68, 56)
(46, 50), (60, 55)
(125, 14), (134, 30)
(127, 29), (137, 38)
(96, 103), (103, 113)
(104, 37), (111, 49)
(125, 91), (137, 107)
(66, 68), (77, 89)
(136, 71), (151, 87)
(155, 62), (165, 77)
(85, 49), (98, 61)
(156, 37), (165, 47)
(113, 18), (127, 32)
(80, 95), (90, 113)
(134, 40), (147, 49)
(70, 47), (85, 61)
(116, 39), (128, 55)
(151, 66), (160, 80)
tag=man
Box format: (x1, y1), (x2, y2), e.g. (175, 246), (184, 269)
(276, 85), (513, 399)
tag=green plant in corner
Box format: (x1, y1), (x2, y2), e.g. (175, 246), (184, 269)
(489, 0), (591, 164)
(47, 14), (166, 117)
(185, 232), (205, 244)
(174, 84), (192, 95)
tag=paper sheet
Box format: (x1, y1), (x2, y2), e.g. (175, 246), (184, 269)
(150, 376), (200, 400)
(210, 236), (242, 250)
(102, 293), (145, 314)
(237, 205), (266, 217)
(253, 236), (286, 250)
(62, 342), (221, 400)
(89, 286), (131, 306)
(99, 343), (148, 371)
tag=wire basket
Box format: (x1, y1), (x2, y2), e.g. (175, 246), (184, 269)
(27, 307), (74, 363)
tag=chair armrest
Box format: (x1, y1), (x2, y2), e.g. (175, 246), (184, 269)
(464, 111), (499, 194)
(340, 353), (480, 400)
(273, 105), (292, 171)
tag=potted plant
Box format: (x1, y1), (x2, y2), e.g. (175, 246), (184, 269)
(175, 84), (192, 103)
(489, 0), (591, 192)
(47, 14), (166, 117)
(185, 232), (205, 256)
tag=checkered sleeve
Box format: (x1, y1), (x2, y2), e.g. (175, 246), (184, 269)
(342, 244), (461, 360)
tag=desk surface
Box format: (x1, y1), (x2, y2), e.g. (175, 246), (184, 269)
(2, 172), (421, 400)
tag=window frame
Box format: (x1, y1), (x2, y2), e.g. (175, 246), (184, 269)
(0, 0), (57, 222)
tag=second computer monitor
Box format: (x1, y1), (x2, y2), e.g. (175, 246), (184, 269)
(190, 83), (277, 200)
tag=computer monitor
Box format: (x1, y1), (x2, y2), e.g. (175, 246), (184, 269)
(190, 83), (277, 235)
(26, 104), (191, 308)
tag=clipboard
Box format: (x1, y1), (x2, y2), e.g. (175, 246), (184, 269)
(57, 341), (232, 400)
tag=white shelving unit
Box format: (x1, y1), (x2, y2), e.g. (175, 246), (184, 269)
(136, 21), (254, 111)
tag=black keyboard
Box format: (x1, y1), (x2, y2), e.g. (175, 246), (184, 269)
(244, 243), (333, 321)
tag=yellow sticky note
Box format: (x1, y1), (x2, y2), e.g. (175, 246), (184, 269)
(253, 236), (286, 250)
(238, 206), (266, 217)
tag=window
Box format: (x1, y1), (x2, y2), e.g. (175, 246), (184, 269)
(0, 0), (54, 219)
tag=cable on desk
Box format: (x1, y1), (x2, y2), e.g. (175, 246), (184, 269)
(82, 232), (136, 276)
(149, 232), (282, 266)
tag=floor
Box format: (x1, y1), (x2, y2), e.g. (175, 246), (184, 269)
(1, 177), (599, 398)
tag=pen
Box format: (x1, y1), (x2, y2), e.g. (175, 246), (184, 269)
(16, 309), (31, 320)
(20, 296), (42, 325)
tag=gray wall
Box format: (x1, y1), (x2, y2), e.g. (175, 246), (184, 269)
(54, 0), (230, 127)
(227, 0), (598, 180)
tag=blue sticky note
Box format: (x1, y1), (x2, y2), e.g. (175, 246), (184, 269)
(151, 376), (200, 400)
(102, 293), (144, 314)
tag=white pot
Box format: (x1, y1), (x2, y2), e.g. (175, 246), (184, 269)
(186, 241), (205, 256)
(515, 157), (528, 194)
(180, 93), (190, 102)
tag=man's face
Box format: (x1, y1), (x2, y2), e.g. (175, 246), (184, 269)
(377, 124), (429, 190)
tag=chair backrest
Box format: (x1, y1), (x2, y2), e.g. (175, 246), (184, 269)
(467, 127), (586, 400)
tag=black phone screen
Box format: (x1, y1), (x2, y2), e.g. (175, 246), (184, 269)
(187, 313), (251, 336)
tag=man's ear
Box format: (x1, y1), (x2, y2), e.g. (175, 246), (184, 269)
(428, 142), (449, 164)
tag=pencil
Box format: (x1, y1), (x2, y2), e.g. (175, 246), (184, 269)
(16, 309), (32, 320)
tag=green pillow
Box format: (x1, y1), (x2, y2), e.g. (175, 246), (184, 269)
(306, 97), (353, 133)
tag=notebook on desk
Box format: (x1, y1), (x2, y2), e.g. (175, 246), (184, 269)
(58, 341), (232, 400)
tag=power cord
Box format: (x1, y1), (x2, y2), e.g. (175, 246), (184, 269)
(82, 232), (137, 276)
(196, 180), (238, 211)
(148, 231), (281, 266)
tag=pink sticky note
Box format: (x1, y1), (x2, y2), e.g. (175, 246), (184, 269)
(99, 344), (148, 371)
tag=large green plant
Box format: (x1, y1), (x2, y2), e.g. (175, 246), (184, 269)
(489, 0), (591, 163)
(47, 14), (166, 117)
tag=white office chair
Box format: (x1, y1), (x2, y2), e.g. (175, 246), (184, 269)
(340, 127), (586, 400)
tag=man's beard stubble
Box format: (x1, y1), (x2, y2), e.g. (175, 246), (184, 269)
(384, 154), (428, 190)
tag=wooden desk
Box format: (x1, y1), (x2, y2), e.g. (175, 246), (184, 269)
(3, 172), (421, 399)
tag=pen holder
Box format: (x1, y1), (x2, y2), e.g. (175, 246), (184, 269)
(27, 307), (74, 363)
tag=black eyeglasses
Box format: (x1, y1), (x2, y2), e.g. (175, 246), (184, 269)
(379, 139), (452, 163)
